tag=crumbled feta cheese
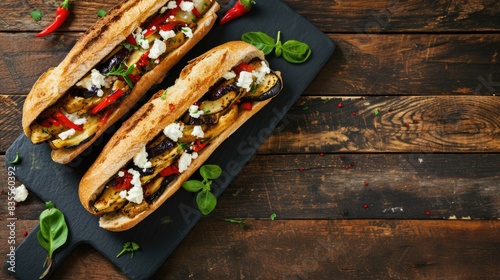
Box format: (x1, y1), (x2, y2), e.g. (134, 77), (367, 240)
(119, 185), (143, 204)
(180, 1), (194, 12)
(133, 146), (152, 169)
(97, 89), (104, 97)
(148, 39), (167, 59)
(133, 27), (143, 42)
(118, 171), (125, 177)
(252, 61), (271, 83)
(128, 168), (142, 189)
(167, 0), (178, 9)
(63, 110), (87, 125)
(58, 128), (76, 140)
(159, 29), (176, 40)
(14, 184), (28, 202)
(189, 105), (204, 118)
(223, 71), (236, 80)
(236, 71), (254, 92)
(178, 152), (198, 173)
(91, 69), (107, 88)
(163, 122), (184, 141)
(138, 38), (150, 49)
(181, 27), (193, 38)
(191, 125), (204, 138)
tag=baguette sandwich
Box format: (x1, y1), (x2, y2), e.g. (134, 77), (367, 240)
(79, 41), (283, 231)
(22, 0), (220, 164)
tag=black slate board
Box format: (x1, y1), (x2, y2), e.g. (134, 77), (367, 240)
(5, 0), (334, 278)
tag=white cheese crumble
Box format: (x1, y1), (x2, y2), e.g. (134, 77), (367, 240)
(133, 146), (152, 169)
(163, 122), (184, 141)
(180, 1), (194, 12)
(167, 0), (178, 9)
(119, 169), (144, 204)
(189, 105), (204, 118)
(223, 71), (236, 80)
(148, 39), (167, 59)
(138, 38), (150, 49)
(236, 71), (254, 92)
(119, 185), (144, 204)
(178, 152), (198, 173)
(181, 27), (193, 38)
(14, 184), (29, 202)
(63, 110), (87, 125)
(76, 69), (109, 95)
(252, 61), (271, 83)
(159, 29), (176, 41)
(191, 125), (204, 138)
(118, 171), (125, 177)
(58, 128), (76, 140)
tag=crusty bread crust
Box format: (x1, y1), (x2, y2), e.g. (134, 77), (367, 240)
(79, 41), (278, 231)
(22, 0), (220, 164)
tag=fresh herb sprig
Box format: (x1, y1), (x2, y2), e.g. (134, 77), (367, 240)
(105, 62), (135, 89)
(9, 152), (21, 165)
(116, 242), (140, 258)
(225, 218), (248, 229)
(182, 165), (222, 215)
(31, 10), (44, 21)
(242, 31), (312, 63)
(37, 202), (68, 279)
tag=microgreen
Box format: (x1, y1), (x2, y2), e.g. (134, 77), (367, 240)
(160, 89), (168, 100)
(182, 165), (222, 215)
(225, 218), (248, 229)
(31, 10), (44, 22)
(105, 62), (135, 89)
(270, 213), (277, 220)
(9, 152), (21, 165)
(116, 242), (140, 258)
(241, 31), (312, 64)
(374, 108), (380, 116)
(37, 202), (68, 279)
(96, 9), (107, 18)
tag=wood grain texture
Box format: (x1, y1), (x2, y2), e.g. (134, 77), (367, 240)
(1, 33), (498, 95)
(2, 95), (499, 153)
(2, 220), (496, 280)
(2, 0), (499, 32)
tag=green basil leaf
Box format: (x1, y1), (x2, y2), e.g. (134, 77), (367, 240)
(275, 40), (283, 57)
(31, 10), (44, 22)
(37, 202), (68, 258)
(241, 32), (276, 55)
(281, 40), (312, 63)
(182, 180), (206, 192)
(196, 190), (217, 215)
(200, 164), (222, 180)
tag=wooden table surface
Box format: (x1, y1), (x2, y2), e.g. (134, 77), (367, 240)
(1, 0), (499, 279)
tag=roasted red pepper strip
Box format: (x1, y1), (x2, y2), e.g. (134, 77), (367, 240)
(35, 0), (71, 37)
(159, 165), (180, 177)
(99, 108), (112, 127)
(192, 139), (209, 152)
(240, 101), (253, 110)
(125, 34), (137, 46)
(233, 61), (255, 76)
(143, 0), (181, 37)
(52, 110), (83, 131)
(91, 89), (125, 115)
(220, 0), (253, 25)
(137, 51), (151, 67)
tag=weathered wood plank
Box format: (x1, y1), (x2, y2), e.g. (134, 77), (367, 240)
(2, 95), (499, 153)
(1, 0), (499, 32)
(261, 95), (500, 153)
(1, 220), (497, 279)
(1, 33), (498, 95)
(2, 152), (498, 221)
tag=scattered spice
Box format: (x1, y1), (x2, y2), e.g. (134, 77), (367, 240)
(337, 103), (343, 108)
(413, 119), (419, 124)
(352, 112), (357, 116)
(345, 165), (350, 169)
(425, 211), (431, 216)
(299, 167), (305, 172)
(363, 181), (369, 186)
(363, 203), (369, 209)
(404, 123), (410, 127)
(23, 231), (28, 237)
(319, 153), (324, 157)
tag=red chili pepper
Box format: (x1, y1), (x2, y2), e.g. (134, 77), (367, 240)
(220, 0), (253, 25)
(35, 0), (71, 37)
(52, 110), (83, 131)
(137, 51), (151, 67)
(159, 165), (179, 177)
(240, 101), (253, 110)
(192, 139), (209, 153)
(91, 89), (125, 115)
